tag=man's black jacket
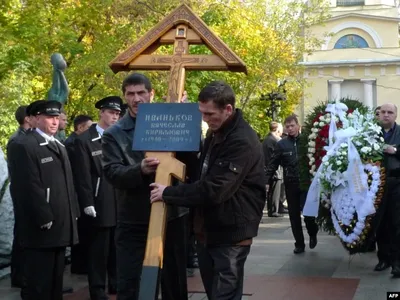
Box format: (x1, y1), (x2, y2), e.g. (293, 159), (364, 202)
(162, 109), (266, 245)
(262, 133), (282, 181)
(384, 123), (400, 174)
(101, 113), (191, 224)
(72, 124), (117, 227)
(7, 130), (79, 248)
(265, 134), (301, 183)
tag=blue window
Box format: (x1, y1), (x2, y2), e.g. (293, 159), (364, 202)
(334, 34), (369, 49)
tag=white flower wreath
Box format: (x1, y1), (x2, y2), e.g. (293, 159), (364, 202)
(304, 101), (385, 248)
(307, 113), (332, 177)
(330, 163), (381, 243)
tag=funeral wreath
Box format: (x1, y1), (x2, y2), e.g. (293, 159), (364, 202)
(300, 98), (385, 254)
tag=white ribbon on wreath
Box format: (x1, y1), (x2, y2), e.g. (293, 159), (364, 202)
(330, 163), (380, 243)
(325, 102), (348, 146)
(303, 100), (348, 216)
(303, 100), (374, 220)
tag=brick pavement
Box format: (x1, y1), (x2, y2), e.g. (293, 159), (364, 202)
(1, 214), (398, 299)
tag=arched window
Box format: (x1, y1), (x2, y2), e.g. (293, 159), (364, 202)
(334, 34), (369, 49)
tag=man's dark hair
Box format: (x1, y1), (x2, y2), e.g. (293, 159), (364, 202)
(284, 114), (299, 125)
(374, 106), (381, 113)
(73, 115), (93, 131)
(122, 73), (152, 94)
(198, 81), (235, 109)
(269, 121), (281, 132)
(15, 105), (28, 125)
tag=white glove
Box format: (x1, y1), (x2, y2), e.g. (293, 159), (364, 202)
(40, 221), (53, 230)
(84, 206), (97, 218)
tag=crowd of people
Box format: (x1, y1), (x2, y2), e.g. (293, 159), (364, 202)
(4, 71), (400, 300)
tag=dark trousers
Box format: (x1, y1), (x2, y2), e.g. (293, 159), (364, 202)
(108, 228), (117, 291)
(376, 178), (400, 266)
(24, 247), (66, 300)
(196, 243), (250, 300)
(267, 179), (282, 214)
(71, 217), (89, 274)
(87, 226), (117, 300)
(285, 182), (318, 248)
(11, 223), (25, 288)
(187, 210), (197, 268)
(115, 216), (188, 300)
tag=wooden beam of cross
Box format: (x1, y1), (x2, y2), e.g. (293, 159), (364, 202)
(109, 4), (247, 300)
(138, 152), (185, 299)
(109, 3), (247, 103)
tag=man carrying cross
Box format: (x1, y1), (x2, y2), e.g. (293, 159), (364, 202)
(150, 81), (266, 300)
(101, 73), (190, 300)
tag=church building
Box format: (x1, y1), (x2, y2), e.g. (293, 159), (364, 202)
(300, 0), (400, 120)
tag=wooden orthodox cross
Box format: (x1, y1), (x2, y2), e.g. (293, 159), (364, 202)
(109, 4), (247, 299)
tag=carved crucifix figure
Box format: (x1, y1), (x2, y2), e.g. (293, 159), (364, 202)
(166, 27), (194, 102)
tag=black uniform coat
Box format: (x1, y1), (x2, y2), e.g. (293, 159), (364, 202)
(73, 124), (116, 227)
(7, 127), (27, 154)
(7, 130), (79, 248)
(64, 132), (78, 149)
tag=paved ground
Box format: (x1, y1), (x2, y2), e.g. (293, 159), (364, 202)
(1, 214), (399, 299)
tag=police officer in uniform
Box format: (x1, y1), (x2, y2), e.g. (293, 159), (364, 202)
(7, 105), (30, 289)
(7, 100), (45, 298)
(7, 100), (79, 300)
(65, 114), (93, 275)
(72, 96), (120, 299)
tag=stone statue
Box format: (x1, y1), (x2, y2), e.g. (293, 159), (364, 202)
(47, 53), (69, 104)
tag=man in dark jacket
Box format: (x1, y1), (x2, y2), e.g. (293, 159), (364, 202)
(150, 81), (266, 300)
(374, 103), (400, 276)
(7, 105), (30, 289)
(262, 121), (283, 217)
(72, 97), (121, 298)
(7, 105), (30, 151)
(7, 101), (44, 297)
(64, 114), (93, 149)
(7, 100), (79, 300)
(265, 114), (318, 254)
(65, 114), (93, 276)
(101, 73), (189, 300)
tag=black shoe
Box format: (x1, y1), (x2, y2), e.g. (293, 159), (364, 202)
(71, 269), (87, 275)
(309, 236), (317, 249)
(367, 242), (376, 252)
(108, 286), (117, 295)
(279, 208), (289, 214)
(187, 257), (199, 268)
(64, 256), (71, 265)
(62, 286), (73, 294)
(293, 247), (305, 254)
(269, 212), (283, 218)
(374, 261), (390, 271)
(391, 264), (400, 277)
(186, 268), (195, 277)
(11, 281), (23, 288)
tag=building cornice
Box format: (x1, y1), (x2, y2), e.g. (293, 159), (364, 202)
(327, 12), (400, 23)
(300, 57), (400, 67)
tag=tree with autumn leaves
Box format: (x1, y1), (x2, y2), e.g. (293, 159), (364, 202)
(0, 0), (329, 148)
